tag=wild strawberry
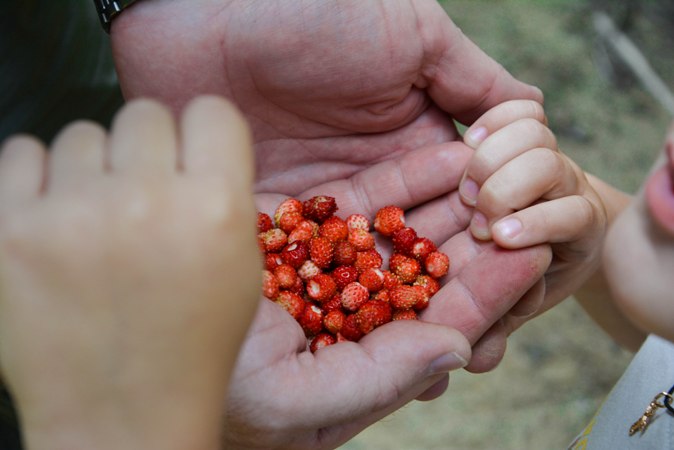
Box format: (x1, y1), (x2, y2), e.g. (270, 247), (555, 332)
(389, 285), (422, 310)
(297, 260), (321, 280)
(412, 285), (431, 311)
(393, 309), (418, 321)
(257, 212), (273, 233)
(354, 249), (383, 273)
(306, 273), (337, 303)
(299, 303), (324, 337)
(264, 253), (284, 271)
(309, 236), (334, 269)
(391, 227), (418, 256)
(346, 213), (370, 231)
(339, 314), (364, 342)
(274, 197), (303, 227)
(288, 275), (305, 296)
(371, 288), (390, 303)
(331, 265), (359, 291)
(411, 237), (437, 262)
(341, 282), (370, 311)
(323, 309), (346, 334)
(333, 240), (357, 266)
(280, 241), (309, 269)
(355, 300), (392, 334)
(275, 291), (305, 319)
(382, 270), (402, 290)
(288, 219), (319, 243)
(318, 216), (348, 242)
(310, 332), (337, 353)
(425, 251), (450, 278)
(414, 275), (441, 297)
(348, 228), (375, 251)
(322, 294), (343, 313)
(303, 196), (338, 223)
(262, 270), (280, 299)
(278, 211), (304, 234)
(273, 264), (298, 289)
(259, 228), (288, 253)
(358, 268), (384, 292)
(388, 253), (421, 284)
(374, 205), (405, 236)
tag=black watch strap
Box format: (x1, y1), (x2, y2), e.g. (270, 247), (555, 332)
(93, 0), (139, 33)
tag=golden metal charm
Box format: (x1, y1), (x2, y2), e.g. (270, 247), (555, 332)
(629, 392), (673, 436)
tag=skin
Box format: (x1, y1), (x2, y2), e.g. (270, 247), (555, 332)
(0, 96), (261, 450)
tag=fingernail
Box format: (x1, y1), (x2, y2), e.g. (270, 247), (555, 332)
(470, 211), (490, 240)
(460, 177), (479, 206)
(465, 126), (487, 147)
(428, 352), (469, 375)
(494, 218), (523, 240)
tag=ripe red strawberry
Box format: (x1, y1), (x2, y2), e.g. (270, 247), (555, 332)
(348, 228), (375, 251)
(309, 236), (334, 269)
(339, 314), (364, 342)
(306, 273), (337, 303)
(280, 241), (309, 269)
(414, 274), (440, 297)
(374, 205), (405, 236)
(425, 251), (450, 278)
(346, 213), (370, 231)
(392, 309), (418, 321)
(333, 240), (357, 266)
(331, 265), (359, 291)
(297, 260), (322, 280)
(371, 288), (390, 303)
(310, 332), (337, 353)
(355, 300), (392, 334)
(389, 285), (422, 310)
(258, 228), (288, 253)
(303, 195), (338, 223)
(354, 249), (383, 273)
(382, 270), (402, 290)
(341, 282), (370, 311)
(391, 227), (418, 255)
(322, 294), (343, 313)
(288, 219), (319, 243)
(299, 303), (324, 337)
(262, 270), (280, 300)
(257, 212), (273, 233)
(264, 253), (284, 271)
(358, 268), (384, 292)
(388, 253), (421, 284)
(288, 275), (305, 296)
(323, 309), (346, 334)
(318, 216), (348, 242)
(278, 211), (304, 234)
(274, 197), (303, 227)
(412, 285), (431, 311)
(411, 237), (437, 262)
(273, 264), (298, 289)
(275, 291), (305, 319)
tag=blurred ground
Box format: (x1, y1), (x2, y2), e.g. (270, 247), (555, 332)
(341, 1), (673, 449)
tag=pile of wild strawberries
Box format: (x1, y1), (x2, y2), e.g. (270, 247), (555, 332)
(258, 196), (449, 353)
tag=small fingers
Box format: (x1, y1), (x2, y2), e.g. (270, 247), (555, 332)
(463, 99), (546, 148)
(0, 136), (46, 210)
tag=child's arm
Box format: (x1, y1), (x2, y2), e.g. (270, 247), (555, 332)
(459, 100), (645, 348)
(0, 96), (260, 449)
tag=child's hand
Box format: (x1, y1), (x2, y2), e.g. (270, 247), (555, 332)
(459, 100), (608, 315)
(0, 96), (260, 449)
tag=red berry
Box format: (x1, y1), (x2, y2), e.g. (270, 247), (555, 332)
(306, 273), (337, 303)
(257, 212), (273, 233)
(303, 196), (338, 223)
(333, 240), (357, 266)
(275, 291), (305, 319)
(346, 214), (370, 231)
(288, 219), (319, 243)
(389, 285), (422, 310)
(323, 309), (346, 334)
(280, 241), (309, 269)
(371, 288), (390, 303)
(258, 228), (288, 253)
(310, 332), (337, 353)
(299, 303), (324, 337)
(391, 227), (418, 255)
(354, 249), (383, 273)
(412, 285), (431, 311)
(332, 265), (360, 291)
(278, 211), (304, 234)
(297, 260), (322, 280)
(374, 205), (405, 236)
(355, 300), (392, 334)
(262, 270), (280, 300)
(425, 251), (450, 278)
(264, 253), (284, 271)
(274, 197), (303, 227)
(382, 270), (402, 290)
(414, 275), (440, 297)
(358, 268), (384, 292)
(273, 264), (298, 289)
(348, 228), (375, 251)
(309, 236), (334, 269)
(341, 282), (370, 311)
(339, 314), (364, 342)
(393, 309), (418, 321)
(411, 237), (437, 262)
(318, 216), (349, 242)
(288, 275), (305, 295)
(388, 253), (421, 284)
(322, 293), (343, 313)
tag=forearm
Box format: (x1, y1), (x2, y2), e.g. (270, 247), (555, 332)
(573, 173), (646, 351)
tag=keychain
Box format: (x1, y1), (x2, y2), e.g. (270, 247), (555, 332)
(629, 387), (674, 436)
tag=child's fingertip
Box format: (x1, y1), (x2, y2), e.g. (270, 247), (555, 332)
(493, 217), (523, 241)
(464, 126), (488, 147)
